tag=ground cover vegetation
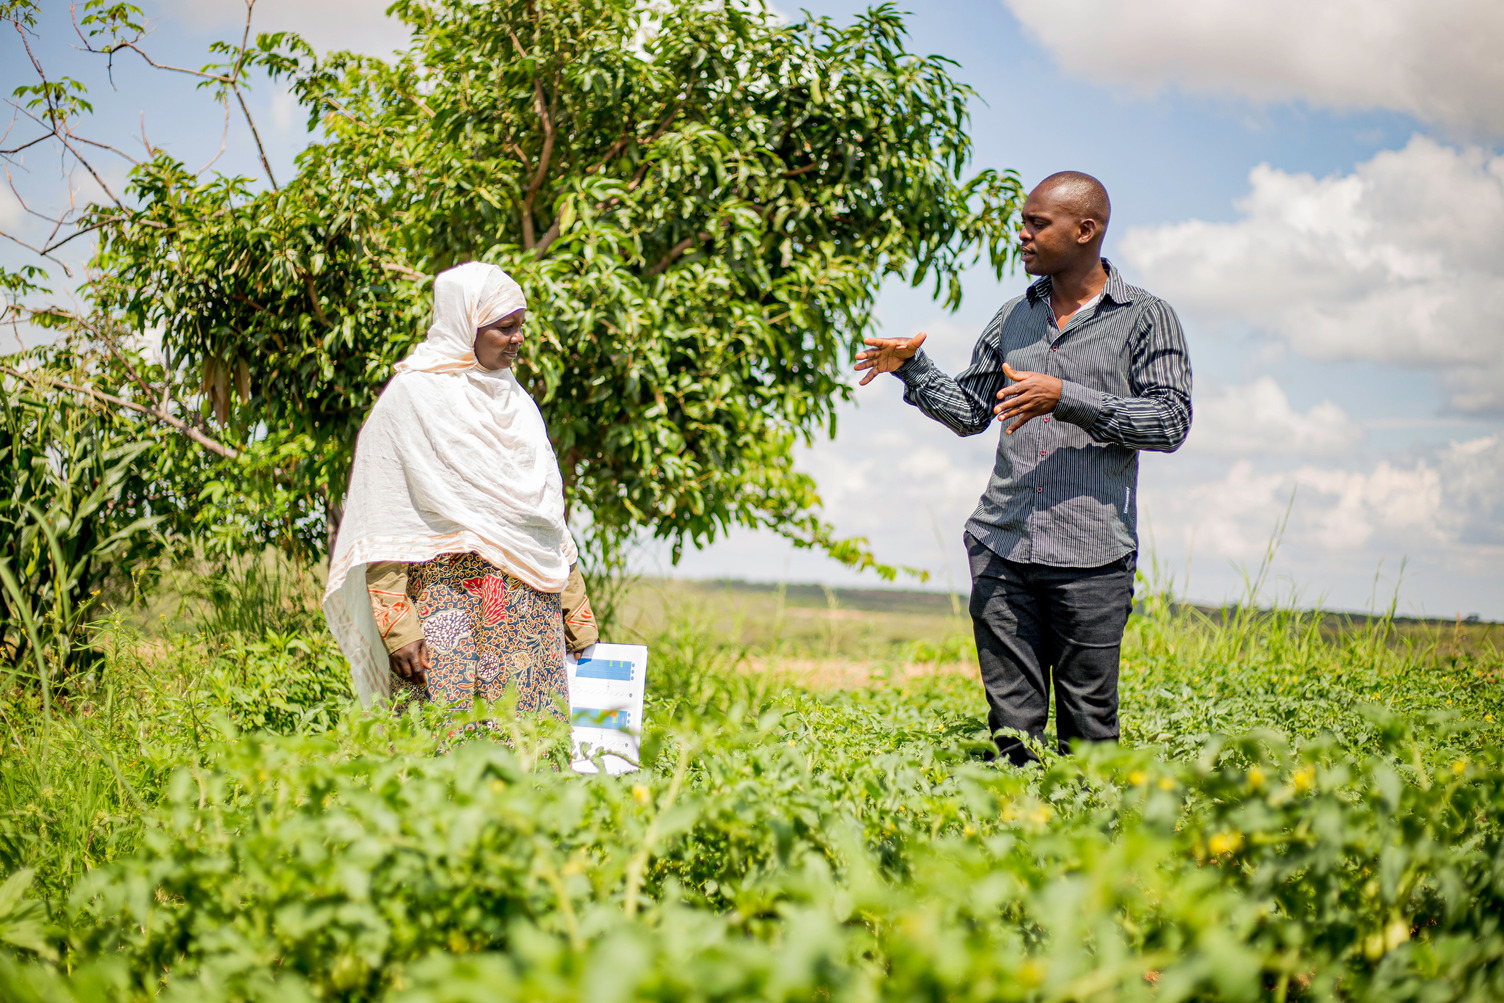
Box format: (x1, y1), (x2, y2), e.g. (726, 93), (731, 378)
(0, 571), (1500, 1002)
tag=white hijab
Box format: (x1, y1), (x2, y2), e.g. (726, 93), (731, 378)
(323, 261), (577, 706)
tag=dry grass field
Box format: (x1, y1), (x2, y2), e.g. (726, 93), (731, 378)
(609, 576), (1500, 689)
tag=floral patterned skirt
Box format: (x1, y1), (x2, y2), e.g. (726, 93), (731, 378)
(389, 552), (568, 721)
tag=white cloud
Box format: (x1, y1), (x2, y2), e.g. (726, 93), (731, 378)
(1119, 136), (1504, 414)
(1157, 458), (1290, 561)
(1440, 433), (1504, 547)
(165, 0), (410, 57)
(1003, 0), (1504, 137)
(1294, 461), (1445, 550)
(1144, 437), (1498, 564)
(1189, 377), (1362, 456)
(0, 183), (21, 229)
(270, 84), (298, 134)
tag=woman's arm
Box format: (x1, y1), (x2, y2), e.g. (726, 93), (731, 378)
(367, 562), (429, 685)
(561, 563), (599, 652)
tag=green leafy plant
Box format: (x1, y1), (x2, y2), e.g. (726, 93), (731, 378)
(0, 568), (1500, 1001)
(0, 360), (164, 679)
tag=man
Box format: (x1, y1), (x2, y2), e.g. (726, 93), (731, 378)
(855, 172), (1191, 765)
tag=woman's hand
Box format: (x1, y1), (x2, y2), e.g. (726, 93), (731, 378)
(389, 638), (431, 687)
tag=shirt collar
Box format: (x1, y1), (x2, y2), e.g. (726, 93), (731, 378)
(1026, 258), (1134, 307)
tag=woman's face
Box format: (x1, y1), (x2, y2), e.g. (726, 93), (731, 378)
(474, 308), (526, 370)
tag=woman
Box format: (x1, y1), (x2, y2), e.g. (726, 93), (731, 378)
(323, 262), (596, 717)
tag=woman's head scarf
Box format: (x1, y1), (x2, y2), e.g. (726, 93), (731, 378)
(395, 261), (528, 374)
(323, 261), (576, 706)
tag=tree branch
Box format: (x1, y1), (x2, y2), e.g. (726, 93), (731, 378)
(643, 232), (707, 278)
(12, 33), (126, 209)
(230, 1), (278, 190)
(232, 87), (277, 189)
(198, 100), (232, 174)
(89, 317), (160, 404)
(0, 132), (50, 157)
(532, 102), (685, 260)
(97, 42), (235, 83)
(519, 74), (555, 250)
(303, 273), (333, 328)
(379, 260), (428, 282)
(0, 365), (240, 460)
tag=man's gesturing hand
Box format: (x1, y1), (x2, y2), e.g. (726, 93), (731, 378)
(389, 638), (431, 688)
(854, 332), (927, 386)
(995, 362), (1062, 434)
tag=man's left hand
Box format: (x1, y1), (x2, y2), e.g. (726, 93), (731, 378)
(995, 363), (1062, 434)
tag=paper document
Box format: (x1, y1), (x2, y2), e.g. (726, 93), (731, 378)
(566, 642), (647, 774)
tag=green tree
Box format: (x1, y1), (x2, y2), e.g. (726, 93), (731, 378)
(6, 0), (1021, 581)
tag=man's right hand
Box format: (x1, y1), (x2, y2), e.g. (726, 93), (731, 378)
(389, 638), (431, 688)
(854, 332), (927, 386)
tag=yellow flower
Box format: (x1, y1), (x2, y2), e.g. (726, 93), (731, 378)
(1029, 805), (1051, 825)
(1486, 713), (1495, 723)
(1452, 760), (1468, 776)
(1127, 770), (1148, 786)
(631, 784), (651, 803)
(962, 824), (976, 836)
(1157, 776), (1177, 791)
(1291, 766), (1316, 792)
(1207, 831), (1244, 856)
(1247, 766), (1266, 789)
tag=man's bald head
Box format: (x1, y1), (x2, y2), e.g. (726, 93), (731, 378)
(1033, 171), (1111, 234)
(1017, 172), (1112, 277)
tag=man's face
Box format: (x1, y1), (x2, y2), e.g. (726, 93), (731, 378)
(1017, 186), (1086, 276)
(474, 308), (526, 370)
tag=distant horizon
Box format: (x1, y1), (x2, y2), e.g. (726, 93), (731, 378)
(642, 574), (1500, 626)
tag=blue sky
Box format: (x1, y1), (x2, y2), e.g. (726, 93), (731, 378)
(4, 0), (1501, 618)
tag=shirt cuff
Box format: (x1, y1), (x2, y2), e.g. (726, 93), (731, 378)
(381, 613), (424, 655)
(1053, 379), (1104, 430)
(894, 349), (938, 384)
(561, 564), (599, 653)
(368, 570), (422, 654)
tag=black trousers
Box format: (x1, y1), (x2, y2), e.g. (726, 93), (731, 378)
(966, 533), (1136, 766)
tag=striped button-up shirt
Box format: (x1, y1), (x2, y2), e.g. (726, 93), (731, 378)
(896, 259), (1192, 567)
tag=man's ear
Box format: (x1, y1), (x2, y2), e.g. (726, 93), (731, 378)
(1077, 218), (1100, 246)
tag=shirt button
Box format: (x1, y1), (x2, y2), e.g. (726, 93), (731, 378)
(1036, 487), (1043, 493)
(1043, 416), (1050, 422)
(1039, 450), (1046, 456)
(1051, 345), (1058, 351)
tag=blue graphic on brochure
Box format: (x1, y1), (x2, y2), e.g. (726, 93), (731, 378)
(565, 643), (648, 774)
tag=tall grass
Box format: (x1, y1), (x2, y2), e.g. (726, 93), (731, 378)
(0, 555), (353, 904)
